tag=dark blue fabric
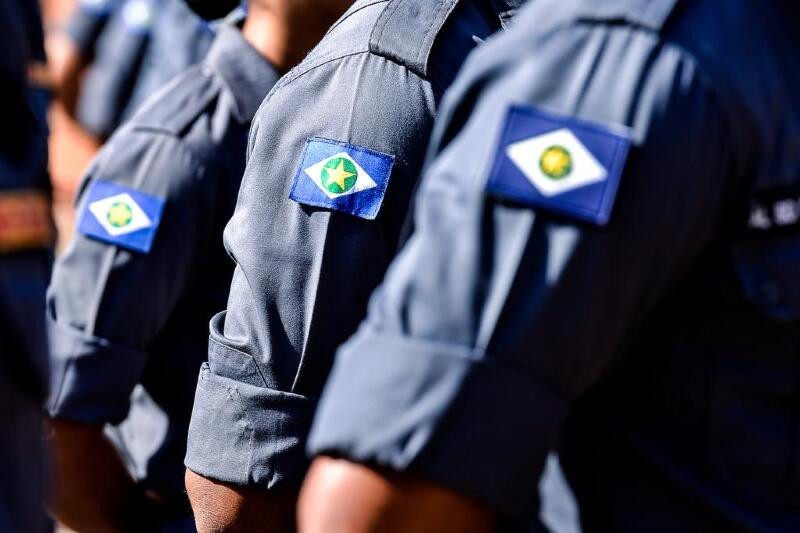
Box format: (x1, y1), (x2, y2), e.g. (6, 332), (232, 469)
(0, 0), (52, 530)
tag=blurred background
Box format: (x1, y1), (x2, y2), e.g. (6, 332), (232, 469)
(43, 0), (95, 253)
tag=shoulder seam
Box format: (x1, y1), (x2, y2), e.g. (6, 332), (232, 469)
(268, 48), (428, 105)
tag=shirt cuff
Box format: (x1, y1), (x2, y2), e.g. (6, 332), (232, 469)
(307, 326), (568, 520)
(184, 340), (315, 489)
(47, 313), (147, 424)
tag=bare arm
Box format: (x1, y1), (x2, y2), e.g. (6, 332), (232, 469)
(185, 469), (297, 533)
(298, 457), (496, 533)
(46, 418), (139, 533)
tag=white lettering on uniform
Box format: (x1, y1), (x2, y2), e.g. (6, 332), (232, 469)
(773, 199), (800, 226)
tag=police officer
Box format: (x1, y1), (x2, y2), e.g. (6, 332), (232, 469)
(183, 0), (518, 529)
(45, 0), (284, 529)
(124, 0), (219, 122)
(48, 0), (120, 113)
(0, 0), (54, 531)
(73, 0), (216, 144)
(299, 0), (800, 531)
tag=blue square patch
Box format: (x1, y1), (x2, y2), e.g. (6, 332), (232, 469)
(487, 105), (632, 225)
(78, 180), (165, 253)
(289, 137), (395, 220)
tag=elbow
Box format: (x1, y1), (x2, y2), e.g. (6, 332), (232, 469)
(299, 456), (497, 533)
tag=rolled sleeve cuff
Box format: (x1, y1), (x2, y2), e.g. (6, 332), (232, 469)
(47, 314), (147, 424)
(307, 328), (568, 520)
(185, 362), (315, 490)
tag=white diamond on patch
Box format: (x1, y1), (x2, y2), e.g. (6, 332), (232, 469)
(506, 128), (608, 197)
(303, 152), (377, 200)
(88, 193), (152, 237)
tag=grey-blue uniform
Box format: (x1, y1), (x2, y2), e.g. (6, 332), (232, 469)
(75, 0), (215, 140)
(124, 0), (217, 119)
(308, 0), (800, 530)
(64, 0), (120, 61)
(47, 23), (278, 510)
(1, 0), (54, 531)
(185, 0), (520, 491)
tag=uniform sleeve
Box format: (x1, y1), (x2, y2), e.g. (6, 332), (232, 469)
(47, 129), (216, 424)
(184, 45), (437, 489)
(64, 0), (116, 58)
(307, 22), (742, 518)
(74, 0), (153, 139)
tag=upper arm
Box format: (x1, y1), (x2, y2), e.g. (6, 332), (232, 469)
(48, 128), (215, 421)
(375, 23), (738, 395)
(307, 21), (741, 518)
(219, 50), (436, 388)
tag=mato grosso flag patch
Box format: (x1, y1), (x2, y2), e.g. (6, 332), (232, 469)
(290, 137), (395, 220)
(78, 180), (165, 253)
(487, 105), (632, 225)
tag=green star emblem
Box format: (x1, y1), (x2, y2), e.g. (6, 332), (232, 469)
(107, 201), (133, 228)
(321, 157), (358, 194)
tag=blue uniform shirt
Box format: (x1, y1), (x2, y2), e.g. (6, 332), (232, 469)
(185, 0), (519, 491)
(75, 0), (216, 140)
(123, 0), (216, 121)
(48, 25), (278, 500)
(65, 0), (120, 59)
(308, 0), (800, 530)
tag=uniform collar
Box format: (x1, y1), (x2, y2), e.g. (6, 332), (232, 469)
(205, 25), (279, 122)
(369, 0), (524, 78)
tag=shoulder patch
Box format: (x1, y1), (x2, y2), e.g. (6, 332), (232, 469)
(487, 105), (631, 225)
(289, 137), (395, 220)
(78, 180), (165, 253)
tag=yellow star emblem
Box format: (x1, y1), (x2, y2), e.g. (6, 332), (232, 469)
(539, 145), (573, 179)
(324, 159), (357, 190)
(107, 201), (133, 228)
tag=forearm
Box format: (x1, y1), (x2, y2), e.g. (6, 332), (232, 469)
(185, 468), (297, 532)
(46, 418), (137, 533)
(298, 457), (496, 533)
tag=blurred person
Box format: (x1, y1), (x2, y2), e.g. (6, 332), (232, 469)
(182, 0), (517, 530)
(123, 0), (218, 123)
(45, 0), (282, 530)
(0, 0), (56, 531)
(47, 0), (220, 257)
(72, 0), (216, 146)
(47, 0), (120, 114)
(299, 0), (800, 531)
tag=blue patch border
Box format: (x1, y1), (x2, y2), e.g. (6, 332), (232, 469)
(289, 137), (396, 220)
(77, 180), (165, 254)
(487, 104), (632, 225)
